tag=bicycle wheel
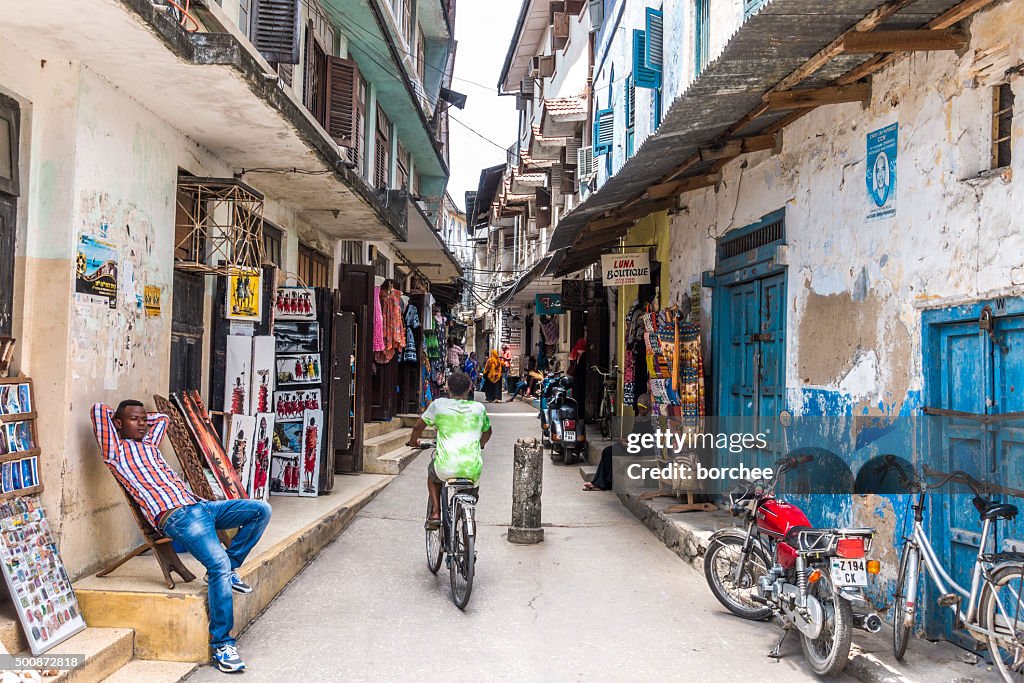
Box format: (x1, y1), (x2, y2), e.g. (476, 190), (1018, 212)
(599, 400), (611, 438)
(448, 500), (475, 610)
(425, 498), (443, 574)
(979, 562), (1024, 682)
(892, 542), (918, 660)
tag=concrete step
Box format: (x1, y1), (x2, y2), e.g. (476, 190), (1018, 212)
(362, 417), (403, 440)
(364, 445), (421, 475)
(73, 474), (392, 663)
(579, 465), (597, 482)
(396, 413), (421, 428)
(35, 627), (133, 683)
(0, 608), (27, 655)
(100, 658), (197, 683)
(362, 427), (435, 472)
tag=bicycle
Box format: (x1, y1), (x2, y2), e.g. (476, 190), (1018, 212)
(590, 365), (619, 438)
(418, 441), (478, 610)
(879, 456), (1024, 681)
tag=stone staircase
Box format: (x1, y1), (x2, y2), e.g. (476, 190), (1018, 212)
(362, 414), (434, 475)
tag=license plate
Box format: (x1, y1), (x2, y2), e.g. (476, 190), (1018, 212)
(563, 432), (576, 442)
(830, 558), (868, 587)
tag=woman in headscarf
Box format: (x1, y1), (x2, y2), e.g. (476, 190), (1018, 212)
(482, 350), (504, 403)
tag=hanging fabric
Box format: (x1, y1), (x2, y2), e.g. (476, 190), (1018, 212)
(372, 286), (385, 353)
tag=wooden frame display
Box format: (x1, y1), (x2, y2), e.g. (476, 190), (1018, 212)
(153, 394), (219, 501)
(172, 391), (248, 499)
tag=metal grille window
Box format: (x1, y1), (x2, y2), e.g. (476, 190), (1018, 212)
(374, 106), (391, 189)
(374, 251), (390, 278)
(397, 142), (410, 190)
(304, 25), (327, 127)
(298, 242), (332, 288)
(262, 222), (282, 267)
(992, 83), (1014, 169)
(719, 219), (784, 261)
(695, 0), (710, 75)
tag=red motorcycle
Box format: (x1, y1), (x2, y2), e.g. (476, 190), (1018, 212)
(703, 455), (881, 676)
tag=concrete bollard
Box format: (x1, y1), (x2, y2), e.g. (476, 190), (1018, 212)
(508, 437), (544, 544)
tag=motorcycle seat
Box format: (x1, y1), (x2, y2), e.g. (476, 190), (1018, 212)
(973, 497), (1018, 521)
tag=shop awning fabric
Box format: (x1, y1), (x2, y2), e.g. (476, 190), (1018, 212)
(547, 0), (989, 277)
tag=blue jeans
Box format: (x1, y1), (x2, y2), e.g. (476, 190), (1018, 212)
(160, 499), (272, 647)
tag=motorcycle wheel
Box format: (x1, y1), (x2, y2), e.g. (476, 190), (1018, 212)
(800, 575), (853, 677)
(563, 446), (576, 466)
(703, 533), (773, 621)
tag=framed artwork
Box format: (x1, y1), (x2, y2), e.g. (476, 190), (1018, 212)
(269, 454), (299, 497)
(173, 391), (247, 499)
(225, 268), (262, 321)
(224, 336), (253, 415)
(2, 421), (33, 455)
(273, 389), (321, 422)
(250, 336), (275, 415)
(0, 383), (31, 416)
(0, 495), (86, 654)
(273, 287), (316, 321)
(250, 413), (275, 501)
(299, 410), (322, 498)
(276, 354), (321, 386)
(274, 321), (320, 354)
(223, 415), (256, 501)
(273, 421), (302, 455)
(153, 394), (218, 502)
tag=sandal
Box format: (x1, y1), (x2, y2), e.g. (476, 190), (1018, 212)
(583, 483), (603, 491)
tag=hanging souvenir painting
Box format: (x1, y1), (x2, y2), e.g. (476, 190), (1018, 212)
(269, 454), (300, 496)
(273, 421), (303, 454)
(224, 336), (253, 415)
(249, 413), (275, 501)
(274, 321), (320, 354)
(273, 389), (322, 422)
(223, 415), (256, 499)
(276, 354), (322, 386)
(0, 495), (87, 654)
(249, 336), (275, 415)
(273, 286), (316, 321)
(225, 267), (262, 321)
(299, 409), (322, 498)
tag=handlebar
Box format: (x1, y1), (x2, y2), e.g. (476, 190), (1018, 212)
(411, 440), (436, 450)
(589, 365), (620, 377)
(922, 466), (991, 498)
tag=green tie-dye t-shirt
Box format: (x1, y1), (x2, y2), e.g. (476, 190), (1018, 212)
(421, 398), (491, 482)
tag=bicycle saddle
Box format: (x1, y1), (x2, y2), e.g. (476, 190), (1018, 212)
(446, 478), (477, 488)
(973, 496), (1019, 521)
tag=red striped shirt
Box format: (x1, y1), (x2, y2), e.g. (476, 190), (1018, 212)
(91, 404), (198, 529)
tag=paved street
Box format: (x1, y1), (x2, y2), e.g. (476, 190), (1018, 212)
(191, 399), (824, 682)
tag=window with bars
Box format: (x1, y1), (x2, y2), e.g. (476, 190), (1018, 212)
(350, 75), (367, 172)
(403, 0), (413, 47)
(695, 0), (710, 75)
(397, 142), (410, 190)
(374, 251), (391, 278)
(297, 242), (332, 288)
(239, 0), (252, 38)
(263, 222), (283, 267)
(341, 240), (363, 265)
(304, 24), (327, 127)
(992, 83), (1014, 170)
(375, 106), (392, 189)
(416, 26), (426, 88)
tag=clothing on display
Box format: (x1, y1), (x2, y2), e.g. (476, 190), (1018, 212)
(372, 286), (385, 353)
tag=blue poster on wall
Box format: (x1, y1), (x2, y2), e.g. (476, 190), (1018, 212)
(866, 123), (898, 222)
(535, 293), (564, 315)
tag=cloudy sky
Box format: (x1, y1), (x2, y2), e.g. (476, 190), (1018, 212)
(446, 0), (522, 211)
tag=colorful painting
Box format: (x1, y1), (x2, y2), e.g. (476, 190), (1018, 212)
(173, 391), (248, 499)
(74, 234), (118, 308)
(274, 321), (320, 354)
(299, 410), (322, 497)
(226, 268), (262, 321)
(273, 421), (303, 454)
(273, 287), (316, 321)
(276, 354), (322, 386)
(273, 389), (321, 422)
(224, 336), (253, 415)
(250, 336), (275, 415)
(223, 415), (256, 501)
(143, 285), (161, 317)
(0, 495), (87, 654)
(269, 454), (300, 497)
(250, 413), (274, 501)
(1, 421), (33, 455)
(0, 383), (31, 416)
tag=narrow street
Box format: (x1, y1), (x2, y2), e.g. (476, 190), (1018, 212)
(191, 399), (823, 682)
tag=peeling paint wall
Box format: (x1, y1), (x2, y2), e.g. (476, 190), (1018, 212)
(667, 0), (1024, 607)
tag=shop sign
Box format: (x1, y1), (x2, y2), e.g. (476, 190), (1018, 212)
(74, 233), (119, 308)
(143, 285), (161, 317)
(535, 293), (563, 315)
(225, 267), (262, 321)
(601, 253), (651, 287)
(866, 122), (897, 222)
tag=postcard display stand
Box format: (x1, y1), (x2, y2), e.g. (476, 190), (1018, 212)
(0, 377), (87, 654)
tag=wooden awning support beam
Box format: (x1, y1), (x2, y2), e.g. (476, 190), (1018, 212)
(765, 83), (871, 111)
(842, 29), (968, 53)
(699, 134), (779, 161)
(573, 224), (631, 250)
(646, 172), (722, 200)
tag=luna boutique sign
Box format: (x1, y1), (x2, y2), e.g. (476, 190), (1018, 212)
(601, 253), (651, 287)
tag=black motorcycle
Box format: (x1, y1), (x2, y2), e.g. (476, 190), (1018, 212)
(546, 376), (586, 466)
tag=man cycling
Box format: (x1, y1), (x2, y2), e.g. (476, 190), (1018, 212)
(407, 372), (491, 528)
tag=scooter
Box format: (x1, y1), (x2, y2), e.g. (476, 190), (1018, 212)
(537, 371), (563, 446)
(546, 376), (587, 466)
(703, 455), (881, 677)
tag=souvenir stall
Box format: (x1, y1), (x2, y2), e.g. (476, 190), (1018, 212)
(370, 279), (405, 421)
(397, 291), (430, 415)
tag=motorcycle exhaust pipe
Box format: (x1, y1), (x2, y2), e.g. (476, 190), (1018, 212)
(853, 613), (882, 633)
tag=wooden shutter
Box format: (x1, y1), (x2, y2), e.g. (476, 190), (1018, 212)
(633, 30), (661, 89)
(592, 109), (613, 156)
(577, 146), (594, 179)
(645, 8), (663, 72)
(325, 56), (359, 147)
(251, 0), (301, 64)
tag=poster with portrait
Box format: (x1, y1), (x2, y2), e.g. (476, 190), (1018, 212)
(222, 415), (256, 501)
(298, 410), (322, 498)
(74, 234), (118, 308)
(866, 123), (898, 222)
(273, 287), (316, 321)
(224, 336), (253, 415)
(0, 495), (86, 654)
(249, 413), (275, 501)
(276, 354), (322, 386)
(225, 268), (262, 321)
(249, 336), (275, 415)
(272, 389), (322, 422)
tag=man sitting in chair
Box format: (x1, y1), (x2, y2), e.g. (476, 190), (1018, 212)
(91, 400), (271, 674)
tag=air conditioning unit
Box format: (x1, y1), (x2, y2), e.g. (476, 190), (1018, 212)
(520, 78), (535, 98)
(587, 0), (603, 31)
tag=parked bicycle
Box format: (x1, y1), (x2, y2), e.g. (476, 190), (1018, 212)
(878, 456), (1024, 681)
(590, 365), (619, 438)
(417, 440), (478, 610)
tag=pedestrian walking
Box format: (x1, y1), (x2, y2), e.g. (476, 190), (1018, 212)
(482, 350), (504, 403)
